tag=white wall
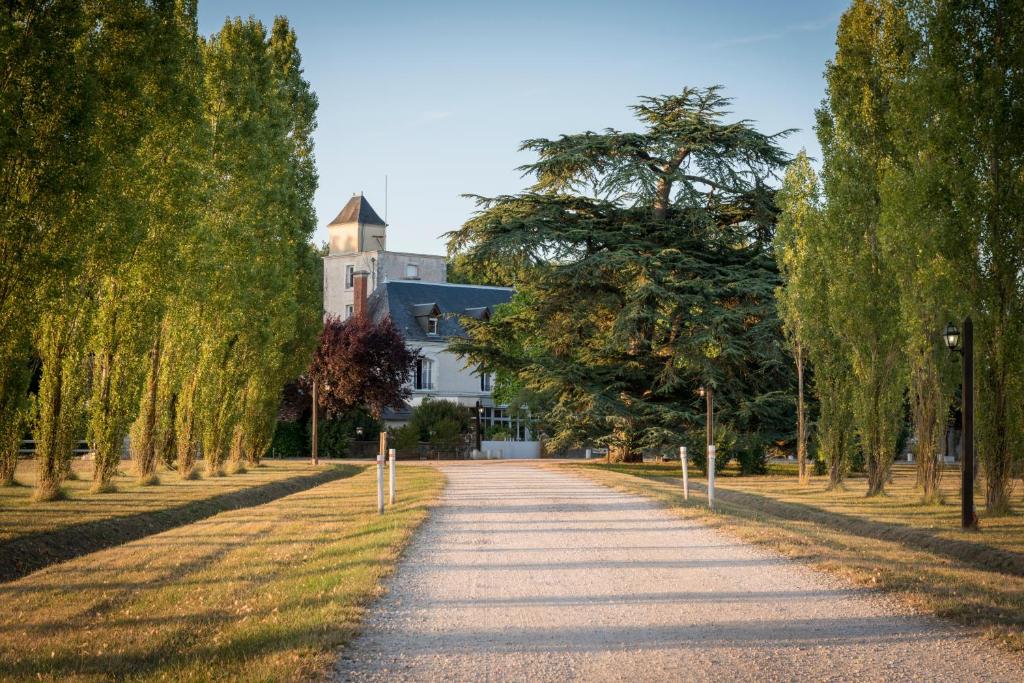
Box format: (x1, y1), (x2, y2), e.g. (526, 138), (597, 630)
(480, 440), (541, 459)
(379, 252), (447, 285)
(323, 251), (447, 318)
(409, 341), (491, 408)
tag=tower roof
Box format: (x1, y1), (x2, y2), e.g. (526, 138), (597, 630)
(328, 193), (386, 226)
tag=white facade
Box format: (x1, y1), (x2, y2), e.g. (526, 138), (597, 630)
(322, 193), (533, 447)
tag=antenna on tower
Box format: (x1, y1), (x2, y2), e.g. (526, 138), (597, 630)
(384, 175), (388, 224)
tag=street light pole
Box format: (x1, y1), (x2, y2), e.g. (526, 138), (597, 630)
(311, 380), (318, 466)
(961, 318), (976, 529)
(945, 318), (977, 529)
(706, 386), (714, 450)
(698, 385), (715, 511)
(475, 400), (483, 452)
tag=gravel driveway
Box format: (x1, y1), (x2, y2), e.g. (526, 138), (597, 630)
(334, 463), (1021, 682)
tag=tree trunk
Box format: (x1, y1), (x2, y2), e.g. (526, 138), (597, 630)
(176, 374), (199, 479)
(796, 341), (808, 485)
(910, 355), (942, 505)
(228, 424), (246, 473)
(133, 331), (161, 484)
(90, 349), (120, 491)
(653, 177), (672, 220)
(35, 340), (68, 501)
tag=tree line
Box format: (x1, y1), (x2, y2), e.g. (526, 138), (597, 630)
(775, 0), (1022, 509)
(0, 1), (321, 500)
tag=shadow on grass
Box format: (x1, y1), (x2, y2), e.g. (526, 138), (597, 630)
(0, 464), (361, 583)
(652, 475), (1024, 578)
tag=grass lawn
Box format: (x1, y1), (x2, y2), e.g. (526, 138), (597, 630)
(1, 458), (357, 582)
(1, 458), (343, 542)
(0, 463), (444, 682)
(558, 460), (1024, 651)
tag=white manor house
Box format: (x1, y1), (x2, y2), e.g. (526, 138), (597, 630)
(322, 194), (538, 456)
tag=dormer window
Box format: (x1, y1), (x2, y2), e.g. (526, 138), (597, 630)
(413, 302), (441, 335)
(405, 263), (419, 279)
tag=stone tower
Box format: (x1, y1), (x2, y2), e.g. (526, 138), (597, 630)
(327, 193), (386, 254)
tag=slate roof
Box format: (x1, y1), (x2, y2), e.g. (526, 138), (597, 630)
(328, 194), (386, 226)
(367, 281), (513, 342)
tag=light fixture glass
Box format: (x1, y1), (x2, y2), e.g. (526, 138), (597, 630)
(944, 322), (960, 351)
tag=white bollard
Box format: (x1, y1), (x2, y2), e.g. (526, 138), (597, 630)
(680, 446), (688, 500)
(388, 448), (396, 505)
(707, 445), (716, 511)
(376, 452), (385, 514)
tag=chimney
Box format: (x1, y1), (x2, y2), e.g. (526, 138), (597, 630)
(353, 269), (370, 318)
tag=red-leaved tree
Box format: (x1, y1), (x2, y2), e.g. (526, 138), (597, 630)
(308, 315), (419, 420)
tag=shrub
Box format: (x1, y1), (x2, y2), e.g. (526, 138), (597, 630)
(483, 425), (511, 441)
(391, 423), (420, 454)
(269, 421), (306, 458)
(409, 399), (469, 441)
(428, 417), (464, 454)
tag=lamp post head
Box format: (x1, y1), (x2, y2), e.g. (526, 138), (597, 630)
(697, 386), (706, 399)
(356, 426), (364, 437)
(944, 322), (961, 352)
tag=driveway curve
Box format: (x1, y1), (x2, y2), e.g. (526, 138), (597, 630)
(334, 463), (1021, 682)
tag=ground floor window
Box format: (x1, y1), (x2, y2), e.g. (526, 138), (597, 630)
(480, 406), (530, 441)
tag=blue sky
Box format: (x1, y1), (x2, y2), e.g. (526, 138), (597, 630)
(198, 0), (848, 255)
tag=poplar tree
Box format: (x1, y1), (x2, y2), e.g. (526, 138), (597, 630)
(886, 0), (1024, 512)
(0, 1), (96, 488)
(775, 152), (857, 489)
(90, 1), (206, 490)
(816, 0), (914, 495)
(30, 0), (175, 500)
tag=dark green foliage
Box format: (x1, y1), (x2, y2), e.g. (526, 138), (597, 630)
(391, 424), (420, 454)
(269, 421), (306, 458)
(316, 419), (350, 458)
(449, 87), (794, 464)
(270, 408), (381, 459)
(408, 399), (470, 442)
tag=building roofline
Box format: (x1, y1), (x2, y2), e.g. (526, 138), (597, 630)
(385, 281), (514, 292)
(322, 250), (448, 260)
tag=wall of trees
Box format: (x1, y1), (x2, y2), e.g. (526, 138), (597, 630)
(775, 0), (1023, 509)
(0, 2), (322, 499)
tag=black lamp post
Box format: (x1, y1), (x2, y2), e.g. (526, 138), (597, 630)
(945, 319), (977, 529)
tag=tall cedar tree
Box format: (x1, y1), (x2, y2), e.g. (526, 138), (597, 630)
(309, 315), (419, 421)
(448, 87), (794, 465)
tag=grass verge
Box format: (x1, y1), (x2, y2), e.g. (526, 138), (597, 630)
(1, 459), (346, 543)
(1, 465), (358, 583)
(557, 461), (1024, 652)
(0, 464), (445, 682)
